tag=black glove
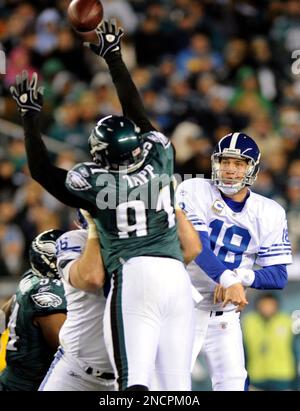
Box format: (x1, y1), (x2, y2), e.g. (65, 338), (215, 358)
(10, 70), (43, 117)
(84, 19), (124, 59)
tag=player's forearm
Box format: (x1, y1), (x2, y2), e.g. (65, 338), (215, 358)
(176, 209), (202, 264)
(194, 231), (241, 287)
(235, 265), (288, 289)
(69, 237), (105, 291)
(104, 53), (155, 133)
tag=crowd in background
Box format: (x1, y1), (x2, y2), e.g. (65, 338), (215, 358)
(1, 0), (300, 390)
(1, 0), (300, 278)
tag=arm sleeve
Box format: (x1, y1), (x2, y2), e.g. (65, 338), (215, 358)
(23, 114), (94, 211)
(105, 53), (155, 133)
(194, 231), (228, 282)
(251, 264), (288, 289)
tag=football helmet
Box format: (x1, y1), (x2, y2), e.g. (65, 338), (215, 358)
(29, 229), (65, 278)
(88, 115), (144, 172)
(211, 132), (260, 195)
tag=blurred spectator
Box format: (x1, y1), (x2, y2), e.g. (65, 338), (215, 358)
(230, 66), (274, 118)
(175, 32), (222, 78)
(34, 8), (60, 55)
(0, 200), (25, 277)
(49, 101), (86, 149)
(102, 0), (138, 35)
(5, 46), (38, 88)
(243, 293), (298, 391)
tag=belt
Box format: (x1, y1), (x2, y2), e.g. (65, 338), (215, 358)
(210, 311), (223, 317)
(84, 366), (115, 380)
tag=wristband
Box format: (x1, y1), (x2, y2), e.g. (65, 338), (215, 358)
(220, 269), (241, 288)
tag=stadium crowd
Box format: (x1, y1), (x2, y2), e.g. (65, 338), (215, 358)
(1, 0), (300, 391)
(1, 0), (300, 278)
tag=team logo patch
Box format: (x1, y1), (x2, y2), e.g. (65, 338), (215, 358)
(212, 199), (225, 215)
(20, 93), (28, 103)
(31, 292), (62, 308)
(78, 166), (90, 178)
(66, 170), (91, 191)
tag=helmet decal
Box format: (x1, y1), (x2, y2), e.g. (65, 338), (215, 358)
(88, 115), (144, 172)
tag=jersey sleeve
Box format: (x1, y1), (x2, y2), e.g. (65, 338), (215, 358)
(146, 131), (171, 150)
(30, 278), (67, 316)
(65, 162), (100, 205)
(256, 206), (293, 266)
(56, 230), (88, 283)
(176, 180), (208, 232)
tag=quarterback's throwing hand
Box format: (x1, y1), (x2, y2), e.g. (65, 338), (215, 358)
(84, 18), (124, 58)
(10, 70), (43, 116)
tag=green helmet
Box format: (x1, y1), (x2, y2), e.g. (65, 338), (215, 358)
(88, 115), (144, 172)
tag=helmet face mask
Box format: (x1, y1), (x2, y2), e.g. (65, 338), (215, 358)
(29, 229), (65, 279)
(211, 133), (260, 195)
(88, 115), (144, 173)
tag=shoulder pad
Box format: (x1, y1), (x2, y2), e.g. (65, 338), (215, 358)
(145, 131), (170, 149)
(66, 163), (92, 191)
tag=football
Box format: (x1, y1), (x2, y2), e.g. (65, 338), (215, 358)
(67, 0), (103, 33)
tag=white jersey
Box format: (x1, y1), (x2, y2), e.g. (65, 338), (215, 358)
(56, 229), (113, 373)
(176, 179), (292, 311)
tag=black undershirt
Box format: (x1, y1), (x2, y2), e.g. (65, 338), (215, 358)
(23, 53), (156, 213)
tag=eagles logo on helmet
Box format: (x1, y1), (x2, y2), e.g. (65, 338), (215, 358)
(29, 229), (65, 278)
(88, 115), (144, 172)
(211, 132), (261, 195)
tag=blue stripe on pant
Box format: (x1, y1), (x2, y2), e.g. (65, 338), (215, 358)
(39, 347), (64, 391)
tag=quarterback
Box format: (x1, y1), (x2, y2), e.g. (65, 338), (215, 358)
(176, 132), (292, 391)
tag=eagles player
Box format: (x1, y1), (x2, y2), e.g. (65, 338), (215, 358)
(0, 230), (67, 391)
(9, 20), (205, 391)
(40, 210), (116, 391)
(176, 133), (292, 391)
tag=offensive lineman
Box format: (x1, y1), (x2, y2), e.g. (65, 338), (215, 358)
(0, 230), (67, 391)
(176, 132), (292, 391)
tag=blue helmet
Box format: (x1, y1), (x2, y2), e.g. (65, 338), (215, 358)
(211, 132), (260, 195)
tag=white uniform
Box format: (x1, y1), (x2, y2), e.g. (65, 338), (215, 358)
(176, 178), (292, 391)
(39, 229), (115, 391)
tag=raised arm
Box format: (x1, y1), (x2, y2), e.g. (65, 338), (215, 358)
(10, 71), (95, 211)
(85, 20), (155, 134)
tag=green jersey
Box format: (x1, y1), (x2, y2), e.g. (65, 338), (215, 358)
(0, 271), (66, 391)
(66, 131), (183, 274)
